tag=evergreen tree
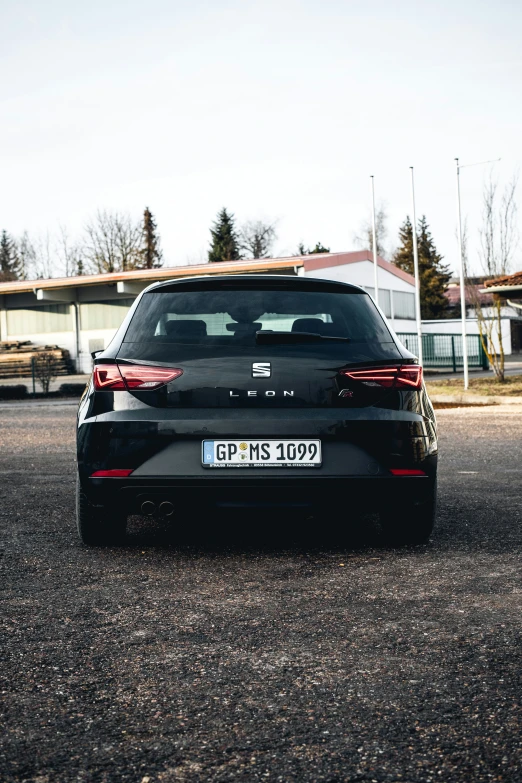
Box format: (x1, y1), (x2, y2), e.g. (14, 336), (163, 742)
(17, 231), (34, 280)
(137, 207), (163, 269)
(208, 208), (242, 263)
(393, 216), (451, 319)
(309, 242), (330, 254)
(297, 242), (330, 255)
(0, 230), (22, 281)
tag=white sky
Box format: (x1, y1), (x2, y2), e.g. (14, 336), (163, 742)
(1, 0), (521, 275)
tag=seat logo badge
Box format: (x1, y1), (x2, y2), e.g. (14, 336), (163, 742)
(252, 362), (271, 378)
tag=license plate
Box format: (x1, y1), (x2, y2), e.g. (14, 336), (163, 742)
(202, 440), (322, 468)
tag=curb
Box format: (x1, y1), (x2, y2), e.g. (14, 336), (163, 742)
(0, 399), (80, 410)
(430, 394), (522, 405)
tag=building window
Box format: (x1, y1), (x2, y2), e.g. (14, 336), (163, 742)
(6, 304), (71, 335)
(79, 299), (134, 330)
(364, 287), (392, 318)
(393, 291), (415, 320)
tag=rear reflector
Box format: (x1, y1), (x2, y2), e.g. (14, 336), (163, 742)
(390, 469), (426, 476)
(341, 365), (423, 390)
(90, 469), (134, 477)
(93, 364), (183, 391)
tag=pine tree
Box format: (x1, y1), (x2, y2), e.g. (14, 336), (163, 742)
(0, 230), (22, 281)
(208, 208), (242, 263)
(137, 207), (163, 269)
(308, 242), (330, 255)
(393, 216), (451, 319)
(297, 242), (330, 255)
(17, 231), (34, 280)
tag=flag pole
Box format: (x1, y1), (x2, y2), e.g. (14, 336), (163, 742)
(370, 175), (379, 306)
(410, 167), (423, 366)
(455, 158), (469, 390)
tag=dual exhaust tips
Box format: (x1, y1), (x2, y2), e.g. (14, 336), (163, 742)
(141, 500), (174, 517)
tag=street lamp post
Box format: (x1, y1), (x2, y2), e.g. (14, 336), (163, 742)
(410, 167), (423, 366)
(370, 175), (379, 307)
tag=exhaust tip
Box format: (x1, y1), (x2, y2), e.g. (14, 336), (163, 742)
(159, 501), (174, 517)
(141, 500), (156, 516)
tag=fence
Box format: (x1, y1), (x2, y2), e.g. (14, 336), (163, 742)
(396, 333), (489, 371)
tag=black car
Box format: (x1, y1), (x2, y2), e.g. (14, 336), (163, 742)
(76, 275), (437, 546)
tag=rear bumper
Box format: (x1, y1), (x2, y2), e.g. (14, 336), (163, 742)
(86, 473), (436, 513)
(78, 405), (438, 511)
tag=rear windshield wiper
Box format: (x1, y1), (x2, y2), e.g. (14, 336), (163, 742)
(255, 330), (350, 345)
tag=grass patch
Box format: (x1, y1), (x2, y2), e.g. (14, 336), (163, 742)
(426, 375), (522, 397)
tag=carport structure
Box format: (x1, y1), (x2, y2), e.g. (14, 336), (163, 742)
(0, 257), (301, 373)
(0, 251), (418, 373)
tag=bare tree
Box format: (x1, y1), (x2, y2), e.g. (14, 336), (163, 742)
(240, 220), (277, 259)
(56, 225), (85, 277)
(354, 204), (388, 258)
(84, 210), (141, 273)
(30, 232), (55, 279)
(472, 173), (520, 381)
(15, 232), (53, 279)
(33, 351), (59, 395)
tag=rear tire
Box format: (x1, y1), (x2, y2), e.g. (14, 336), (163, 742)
(380, 480), (437, 546)
(76, 476), (127, 546)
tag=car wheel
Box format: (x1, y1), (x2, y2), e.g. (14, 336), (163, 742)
(76, 476), (127, 546)
(380, 480), (437, 546)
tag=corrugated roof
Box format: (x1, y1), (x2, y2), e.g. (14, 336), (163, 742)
(0, 256), (303, 295)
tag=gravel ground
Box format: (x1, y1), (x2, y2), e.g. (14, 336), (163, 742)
(0, 405), (521, 783)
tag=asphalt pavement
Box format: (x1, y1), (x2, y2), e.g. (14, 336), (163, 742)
(0, 404), (521, 782)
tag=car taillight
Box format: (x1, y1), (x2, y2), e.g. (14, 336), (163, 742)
(341, 365), (423, 390)
(90, 469), (134, 477)
(389, 468), (426, 476)
(93, 364), (183, 391)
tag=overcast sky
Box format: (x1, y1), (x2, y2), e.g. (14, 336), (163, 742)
(1, 0), (521, 275)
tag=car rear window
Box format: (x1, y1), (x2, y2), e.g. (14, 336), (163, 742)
(123, 288), (393, 346)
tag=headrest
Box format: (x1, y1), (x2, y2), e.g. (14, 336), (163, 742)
(226, 322), (263, 334)
(165, 319), (207, 338)
(291, 318), (326, 333)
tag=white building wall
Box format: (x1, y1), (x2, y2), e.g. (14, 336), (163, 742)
(305, 259), (415, 293)
(304, 259), (417, 333)
(77, 328), (122, 373)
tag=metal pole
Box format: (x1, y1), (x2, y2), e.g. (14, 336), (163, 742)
(409, 167), (423, 366)
(370, 175), (379, 306)
(455, 157), (469, 390)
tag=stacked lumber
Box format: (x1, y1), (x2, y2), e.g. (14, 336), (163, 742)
(0, 341), (73, 379)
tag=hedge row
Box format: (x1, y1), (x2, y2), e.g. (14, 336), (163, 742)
(0, 383), (87, 400)
(0, 385), (28, 399)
